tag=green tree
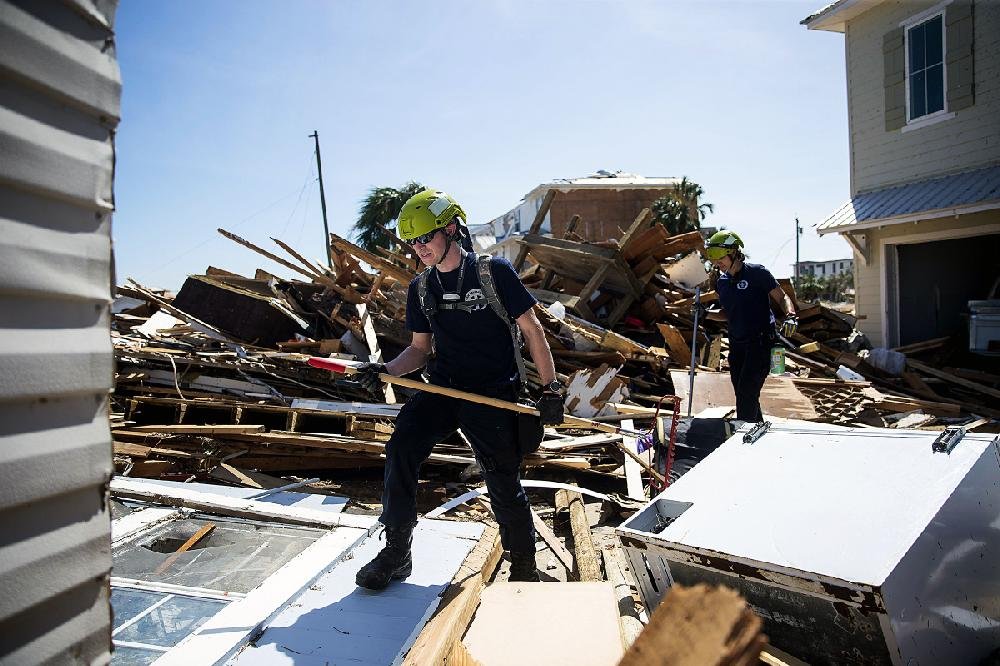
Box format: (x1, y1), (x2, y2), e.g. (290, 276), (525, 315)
(651, 176), (714, 235)
(352, 181), (425, 252)
(796, 272), (822, 302)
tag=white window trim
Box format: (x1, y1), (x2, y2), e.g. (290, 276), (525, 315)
(108, 481), (378, 666)
(902, 4), (950, 127)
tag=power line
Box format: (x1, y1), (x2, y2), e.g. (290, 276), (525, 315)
(146, 182), (316, 276)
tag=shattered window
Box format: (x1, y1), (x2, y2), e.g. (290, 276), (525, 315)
(111, 588), (227, 665)
(111, 514), (325, 663)
(113, 515), (324, 593)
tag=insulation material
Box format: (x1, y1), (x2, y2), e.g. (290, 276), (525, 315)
(463, 582), (625, 665)
(663, 252), (709, 290)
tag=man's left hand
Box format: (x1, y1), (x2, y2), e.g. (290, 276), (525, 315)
(536, 392), (565, 426)
(780, 314), (798, 337)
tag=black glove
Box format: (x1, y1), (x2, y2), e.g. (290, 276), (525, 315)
(536, 391), (565, 426)
(692, 301), (707, 321)
(780, 314), (798, 337)
(354, 362), (386, 395)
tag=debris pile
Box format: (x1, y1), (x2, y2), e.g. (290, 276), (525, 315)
(111, 211), (997, 494)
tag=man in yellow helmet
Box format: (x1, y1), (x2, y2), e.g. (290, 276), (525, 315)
(703, 230), (797, 422)
(353, 188), (562, 590)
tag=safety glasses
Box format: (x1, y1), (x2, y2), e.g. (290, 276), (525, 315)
(704, 245), (731, 261)
(407, 229), (440, 246)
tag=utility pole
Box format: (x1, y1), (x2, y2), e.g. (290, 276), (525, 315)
(309, 131), (333, 269)
(794, 217), (802, 287)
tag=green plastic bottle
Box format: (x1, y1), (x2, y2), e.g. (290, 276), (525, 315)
(769, 346), (785, 375)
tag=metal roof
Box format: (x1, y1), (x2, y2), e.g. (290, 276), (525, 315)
(816, 164), (1000, 235)
(801, 0), (885, 32)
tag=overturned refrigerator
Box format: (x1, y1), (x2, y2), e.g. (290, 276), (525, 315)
(617, 422), (1000, 665)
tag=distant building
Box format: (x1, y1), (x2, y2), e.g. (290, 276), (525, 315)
(471, 170), (686, 261)
(794, 258), (853, 278)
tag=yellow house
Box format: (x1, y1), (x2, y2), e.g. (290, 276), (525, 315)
(803, 0), (1000, 348)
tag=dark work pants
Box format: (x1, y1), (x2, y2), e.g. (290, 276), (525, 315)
(379, 388), (536, 554)
(728, 334), (773, 422)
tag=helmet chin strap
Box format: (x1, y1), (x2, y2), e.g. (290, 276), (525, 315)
(435, 228), (462, 266)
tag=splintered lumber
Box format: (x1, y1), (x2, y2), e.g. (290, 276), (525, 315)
(618, 584), (766, 666)
(906, 359), (1000, 402)
(655, 230), (706, 258)
(218, 228), (335, 287)
(309, 357), (667, 484)
(892, 336), (951, 355)
(513, 188), (557, 270)
(120, 424), (266, 435)
(154, 523), (216, 574)
(402, 525), (503, 665)
(329, 233), (415, 284)
(565, 490), (602, 582)
(623, 223), (671, 262)
(658, 322), (693, 365)
(530, 508), (575, 572)
(601, 536), (645, 648)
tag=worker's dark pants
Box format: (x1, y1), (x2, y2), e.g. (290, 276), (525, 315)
(379, 388), (536, 554)
(728, 333), (773, 422)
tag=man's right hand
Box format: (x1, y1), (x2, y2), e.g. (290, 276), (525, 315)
(354, 362), (386, 395)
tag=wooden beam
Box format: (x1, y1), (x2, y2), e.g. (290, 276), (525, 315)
(906, 359), (1000, 401)
(154, 523), (216, 575)
(513, 189), (557, 270)
(402, 525), (503, 665)
(565, 490), (602, 582)
(618, 584), (766, 666)
(530, 508), (575, 572)
(842, 231), (870, 266)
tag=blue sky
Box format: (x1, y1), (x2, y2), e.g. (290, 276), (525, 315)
(113, 0), (851, 290)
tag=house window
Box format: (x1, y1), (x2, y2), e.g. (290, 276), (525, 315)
(907, 14), (944, 121)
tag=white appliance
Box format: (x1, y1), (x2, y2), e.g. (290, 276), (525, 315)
(617, 423), (1000, 665)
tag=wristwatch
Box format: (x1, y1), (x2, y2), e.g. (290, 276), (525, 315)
(544, 380), (565, 394)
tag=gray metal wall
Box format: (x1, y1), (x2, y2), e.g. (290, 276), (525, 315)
(0, 0), (120, 663)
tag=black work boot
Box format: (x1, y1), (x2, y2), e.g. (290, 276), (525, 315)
(507, 551), (540, 582)
(356, 522), (415, 590)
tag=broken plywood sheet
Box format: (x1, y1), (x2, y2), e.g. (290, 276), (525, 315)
(565, 364), (628, 418)
(669, 370), (819, 420)
(463, 582), (625, 666)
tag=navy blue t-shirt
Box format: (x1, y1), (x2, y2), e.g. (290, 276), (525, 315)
(716, 262), (779, 342)
(406, 253), (536, 390)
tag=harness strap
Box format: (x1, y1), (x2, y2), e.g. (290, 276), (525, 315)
(476, 254), (529, 393)
(416, 255), (529, 394)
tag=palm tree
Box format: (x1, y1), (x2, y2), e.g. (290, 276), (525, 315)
(651, 177), (714, 235)
(352, 181), (425, 252)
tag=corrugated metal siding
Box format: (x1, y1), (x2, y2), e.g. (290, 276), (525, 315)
(846, 1), (1000, 194)
(0, 0), (119, 663)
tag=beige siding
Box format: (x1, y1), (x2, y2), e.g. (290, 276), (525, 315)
(846, 1), (1000, 195)
(853, 241), (884, 343)
(853, 209), (1000, 345)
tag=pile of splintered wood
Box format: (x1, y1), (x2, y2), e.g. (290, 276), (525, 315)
(112, 210), (997, 491)
(110, 229), (655, 487)
(507, 196), (998, 430)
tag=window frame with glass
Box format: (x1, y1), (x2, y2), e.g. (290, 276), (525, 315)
(904, 9), (947, 125)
